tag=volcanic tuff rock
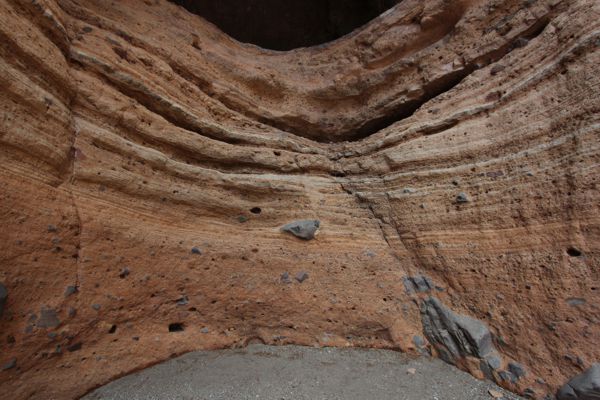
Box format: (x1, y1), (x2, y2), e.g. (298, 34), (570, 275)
(0, 0), (599, 399)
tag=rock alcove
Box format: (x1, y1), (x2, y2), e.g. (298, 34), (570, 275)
(169, 0), (401, 50)
(0, 0), (599, 399)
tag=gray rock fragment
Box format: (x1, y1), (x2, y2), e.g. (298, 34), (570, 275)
(557, 364), (600, 400)
(64, 285), (78, 297)
(280, 272), (291, 284)
(486, 354), (502, 370)
(456, 192), (470, 203)
(508, 362), (527, 379)
(566, 298), (586, 306)
(420, 297), (495, 365)
(281, 220), (320, 240)
(499, 370), (517, 383)
(191, 247), (202, 255)
(295, 271), (309, 283)
(0, 283), (7, 317)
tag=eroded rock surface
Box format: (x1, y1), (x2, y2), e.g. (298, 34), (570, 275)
(0, 0), (599, 399)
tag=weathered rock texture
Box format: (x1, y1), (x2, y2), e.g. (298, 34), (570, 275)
(0, 0), (599, 399)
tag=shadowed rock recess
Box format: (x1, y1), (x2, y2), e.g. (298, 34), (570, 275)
(0, 0), (598, 399)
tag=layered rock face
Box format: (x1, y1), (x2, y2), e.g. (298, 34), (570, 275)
(0, 0), (598, 399)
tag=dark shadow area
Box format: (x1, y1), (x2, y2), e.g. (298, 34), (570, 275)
(170, 0), (400, 50)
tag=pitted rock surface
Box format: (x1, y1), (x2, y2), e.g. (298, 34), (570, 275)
(0, 0), (599, 399)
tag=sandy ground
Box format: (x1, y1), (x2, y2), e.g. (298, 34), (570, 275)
(82, 345), (523, 400)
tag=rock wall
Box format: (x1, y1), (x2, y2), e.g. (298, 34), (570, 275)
(0, 0), (598, 399)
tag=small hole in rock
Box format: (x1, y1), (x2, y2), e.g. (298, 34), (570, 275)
(250, 207), (262, 214)
(567, 247), (582, 257)
(108, 325), (117, 334)
(168, 323), (185, 332)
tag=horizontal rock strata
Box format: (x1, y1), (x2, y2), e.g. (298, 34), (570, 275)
(0, 0), (599, 399)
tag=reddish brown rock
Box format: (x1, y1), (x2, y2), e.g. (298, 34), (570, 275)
(0, 0), (599, 399)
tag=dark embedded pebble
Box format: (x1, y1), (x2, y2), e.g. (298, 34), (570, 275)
(132, 336), (140, 341)
(280, 272), (291, 284)
(92, 304), (101, 311)
(200, 327), (209, 334)
(295, 271), (309, 283)
(281, 220), (320, 240)
(119, 267), (130, 278)
(47, 224), (58, 232)
(490, 64), (505, 75)
(508, 362), (527, 379)
(237, 215), (249, 223)
(64, 285), (78, 297)
(1, 358), (16, 371)
(486, 355), (502, 370)
(413, 335), (425, 348)
(499, 370), (517, 383)
(176, 296), (189, 306)
(191, 247), (202, 255)
(456, 192), (470, 203)
(68, 307), (77, 318)
(566, 298), (586, 306)
(0, 282), (7, 317)
(82, 26), (93, 33)
(67, 342), (82, 352)
(47, 332), (58, 340)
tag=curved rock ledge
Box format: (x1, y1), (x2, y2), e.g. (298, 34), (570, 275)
(0, 0), (599, 399)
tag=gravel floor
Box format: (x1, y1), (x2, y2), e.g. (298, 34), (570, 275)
(82, 344), (523, 400)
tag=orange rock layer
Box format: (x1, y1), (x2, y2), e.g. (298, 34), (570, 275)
(0, 0), (599, 399)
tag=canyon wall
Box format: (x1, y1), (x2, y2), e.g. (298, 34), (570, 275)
(0, 0), (599, 398)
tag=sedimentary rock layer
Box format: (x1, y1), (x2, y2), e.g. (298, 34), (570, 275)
(0, 0), (598, 399)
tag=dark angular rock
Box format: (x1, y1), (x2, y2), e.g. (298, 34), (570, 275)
(295, 271), (309, 283)
(64, 285), (78, 297)
(281, 220), (320, 240)
(420, 297), (494, 365)
(557, 364), (600, 400)
(67, 342), (82, 352)
(119, 267), (130, 278)
(37, 307), (60, 329)
(1, 358), (16, 371)
(509, 362), (527, 379)
(68, 307), (77, 318)
(47, 224), (58, 232)
(456, 192), (470, 203)
(200, 327), (209, 334)
(280, 272), (291, 284)
(0, 282), (7, 317)
(176, 296), (189, 306)
(499, 370), (517, 383)
(92, 304), (101, 311)
(191, 247), (202, 255)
